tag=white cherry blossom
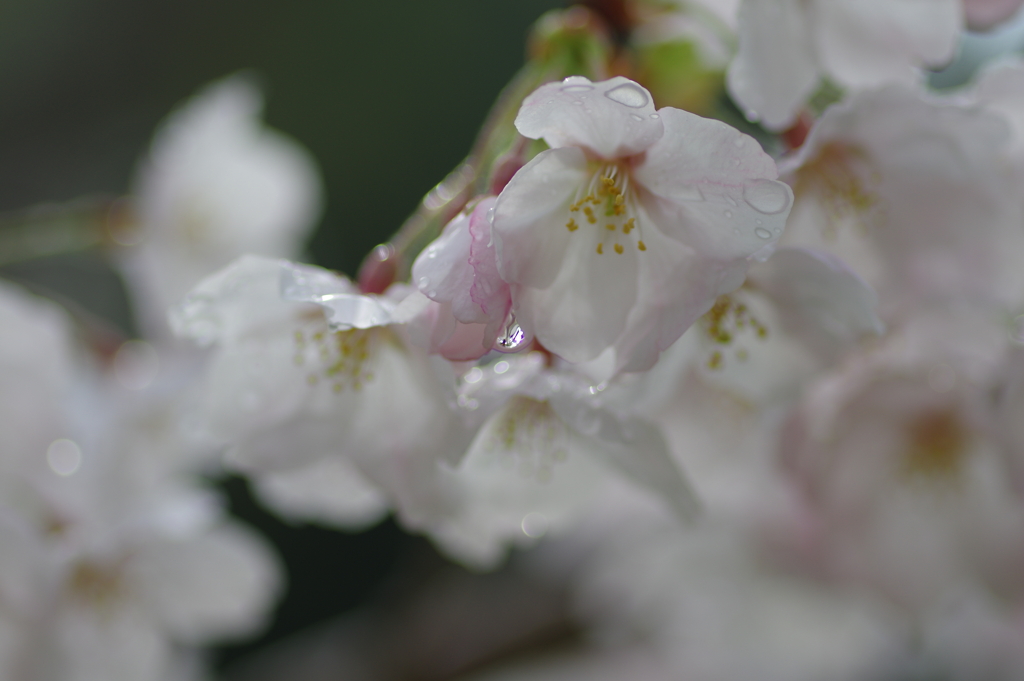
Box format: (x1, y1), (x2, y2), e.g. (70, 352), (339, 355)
(492, 76), (793, 371)
(428, 352), (697, 568)
(0, 282), (280, 681)
(778, 311), (1024, 612)
(727, 0), (961, 130)
(171, 255), (469, 531)
(780, 86), (1024, 315)
(123, 75), (322, 338)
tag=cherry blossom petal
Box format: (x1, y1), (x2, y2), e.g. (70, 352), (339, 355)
(513, 226), (639, 363)
(515, 76), (664, 158)
(252, 458), (389, 528)
(813, 0), (960, 89)
(635, 107), (791, 260)
(727, 0), (820, 130)
(964, 0), (1024, 30)
(611, 216), (743, 373)
(748, 247), (884, 357)
(493, 147), (588, 289)
(136, 524), (281, 642)
(412, 197), (509, 327)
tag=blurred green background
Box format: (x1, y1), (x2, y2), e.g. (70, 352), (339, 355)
(0, 0), (566, 674)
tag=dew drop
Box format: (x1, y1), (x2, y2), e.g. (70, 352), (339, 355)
(755, 227), (773, 239)
(562, 84), (594, 93)
(604, 83), (649, 108)
(733, 137), (745, 148)
(755, 219), (763, 225)
(649, 113), (660, 119)
(572, 100), (584, 106)
(724, 210), (733, 218)
(743, 180), (791, 215)
(427, 248), (437, 259)
(495, 312), (532, 352)
(630, 113), (643, 121)
(417, 276), (430, 290)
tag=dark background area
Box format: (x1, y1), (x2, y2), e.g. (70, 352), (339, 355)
(0, 0), (563, 275)
(0, 0), (565, 673)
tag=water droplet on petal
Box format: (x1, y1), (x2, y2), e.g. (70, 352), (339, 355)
(562, 84), (594, 93)
(495, 312), (532, 352)
(724, 210), (733, 218)
(572, 100), (584, 106)
(743, 180), (791, 215)
(733, 137), (745, 148)
(755, 219), (763, 225)
(417, 276), (430, 290)
(755, 227), (772, 239)
(604, 83), (649, 108)
(649, 113), (660, 119)
(630, 113), (643, 121)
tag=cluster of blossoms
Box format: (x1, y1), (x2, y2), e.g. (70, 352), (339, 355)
(8, 0), (1024, 678)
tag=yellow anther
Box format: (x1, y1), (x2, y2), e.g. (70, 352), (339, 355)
(614, 243), (624, 254)
(708, 351), (723, 370)
(605, 223), (616, 231)
(596, 243), (604, 255)
(566, 219), (578, 232)
(583, 206), (597, 224)
(623, 218), (635, 234)
(637, 240), (647, 251)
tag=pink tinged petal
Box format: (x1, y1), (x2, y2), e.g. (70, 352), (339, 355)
(635, 107), (792, 260)
(814, 0), (961, 89)
(493, 147), (588, 288)
(411, 197), (510, 328)
(727, 0), (820, 130)
(407, 297), (493, 361)
(748, 248), (884, 358)
(514, 76), (665, 158)
(965, 0), (1024, 30)
(467, 197), (512, 325)
(513, 225), (639, 364)
(412, 210), (478, 315)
